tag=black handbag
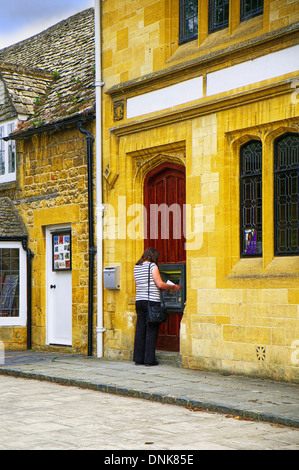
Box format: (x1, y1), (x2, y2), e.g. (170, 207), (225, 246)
(147, 263), (167, 324)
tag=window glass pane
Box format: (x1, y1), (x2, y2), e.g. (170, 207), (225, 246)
(240, 140), (263, 256)
(209, 0), (229, 33)
(7, 123), (16, 174)
(0, 126), (5, 176)
(241, 0), (263, 21)
(179, 0), (198, 43)
(8, 141), (15, 174)
(0, 248), (20, 317)
(274, 133), (299, 255)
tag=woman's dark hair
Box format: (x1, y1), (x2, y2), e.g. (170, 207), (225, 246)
(136, 247), (160, 265)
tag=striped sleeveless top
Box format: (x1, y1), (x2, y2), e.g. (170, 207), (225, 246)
(134, 262), (161, 302)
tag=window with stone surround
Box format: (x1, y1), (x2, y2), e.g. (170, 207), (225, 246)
(274, 133), (299, 256)
(209, 0), (229, 33)
(0, 120), (17, 184)
(179, 1), (264, 44)
(0, 242), (26, 326)
(179, 0), (198, 43)
(239, 132), (299, 259)
(240, 0), (263, 22)
(240, 140), (263, 257)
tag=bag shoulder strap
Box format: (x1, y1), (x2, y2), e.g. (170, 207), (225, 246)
(147, 262), (151, 302)
(147, 262), (165, 305)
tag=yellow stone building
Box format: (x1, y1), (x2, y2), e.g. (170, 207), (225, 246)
(100, 0), (299, 382)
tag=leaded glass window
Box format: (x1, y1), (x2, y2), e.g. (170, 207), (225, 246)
(274, 133), (299, 255)
(179, 0), (198, 44)
(0, 248), (20, 317)
(241, 0), (263, 22)
(240, 140), (263, 256)
(209, 0), (229, 33)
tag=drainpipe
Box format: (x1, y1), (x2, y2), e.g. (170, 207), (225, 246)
(21, 239), (34, 350)
(78, 122), (97, 357)
(94, 0), (105, 358)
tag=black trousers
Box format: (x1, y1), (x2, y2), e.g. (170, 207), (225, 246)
(133, 300), (160, 365)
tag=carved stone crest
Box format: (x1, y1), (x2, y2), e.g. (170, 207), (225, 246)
(113, 100), (124, 121)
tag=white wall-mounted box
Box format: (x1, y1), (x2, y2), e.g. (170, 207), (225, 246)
(103, 266), (120, 290)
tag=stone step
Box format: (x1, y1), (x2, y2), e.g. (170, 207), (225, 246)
(156, 351), (182, 367)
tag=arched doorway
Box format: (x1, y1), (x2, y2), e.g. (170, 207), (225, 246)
(144, 162), (186, 352)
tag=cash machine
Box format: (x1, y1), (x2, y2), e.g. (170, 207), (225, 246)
(159, 264), (186, 311)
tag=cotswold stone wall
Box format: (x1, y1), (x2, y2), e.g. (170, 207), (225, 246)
(0, 121), (96, 353)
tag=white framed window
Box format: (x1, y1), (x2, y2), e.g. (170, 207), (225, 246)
(0, 242), (27, 326)
(0, 119), (17, 184)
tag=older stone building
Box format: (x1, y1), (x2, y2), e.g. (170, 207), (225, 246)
(99, 0), (299, 382)
(0, 8), (96, 353)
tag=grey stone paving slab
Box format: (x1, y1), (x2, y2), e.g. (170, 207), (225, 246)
(0, 374), (298, 450)
(0, 351), (298, 428)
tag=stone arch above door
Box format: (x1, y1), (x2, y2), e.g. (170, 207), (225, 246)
(128, 141), (186, 188)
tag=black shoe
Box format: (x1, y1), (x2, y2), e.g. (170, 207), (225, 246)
(145, 360), (159, 366)
(135, 362), (144, 365)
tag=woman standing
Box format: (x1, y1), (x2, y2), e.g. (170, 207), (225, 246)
(133, 247), (181, 366)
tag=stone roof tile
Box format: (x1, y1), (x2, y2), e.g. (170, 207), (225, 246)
(0, 63), (53, 116)
(0, 8), (95, 134)
(0, 198), (28, 238)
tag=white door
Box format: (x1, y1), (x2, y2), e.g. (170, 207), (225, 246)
(46, 226), (72, 346)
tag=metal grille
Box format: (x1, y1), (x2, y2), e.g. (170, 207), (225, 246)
(241, 0), (263, 21)
(0, 248), (20, 317)
(179, 0), (198, 44)
(209, 0), (229, 33)
(240, 140), (263, 257)
(274, 133), (299, 255)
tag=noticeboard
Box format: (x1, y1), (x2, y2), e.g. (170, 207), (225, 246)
(52, 230), (72, 271)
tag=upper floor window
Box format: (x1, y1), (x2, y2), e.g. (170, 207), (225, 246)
(179, 0), (198, 44)
(0, 120), (17, 184)
(241, 0), (264, 22)
(274, 133), (299, 256)
(240, 140), (263, 257)
(179, 1), (264, 43)
(209, 0), (229, 33)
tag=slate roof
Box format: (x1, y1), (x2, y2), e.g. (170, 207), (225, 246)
(0, 8), (95, 135)
(0, 198), (28, 238)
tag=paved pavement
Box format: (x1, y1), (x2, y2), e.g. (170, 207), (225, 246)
(0, 350), (298, 430)
(1, 374), (298, 450)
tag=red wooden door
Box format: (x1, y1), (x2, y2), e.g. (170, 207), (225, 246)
(144, 162), (186, 352)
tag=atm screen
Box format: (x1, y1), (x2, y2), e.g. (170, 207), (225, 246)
(159, 264), (186, 311)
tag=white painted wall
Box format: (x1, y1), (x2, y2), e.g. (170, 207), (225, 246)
(206, 45), (299, 96)
(127, 77), (203, 118)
